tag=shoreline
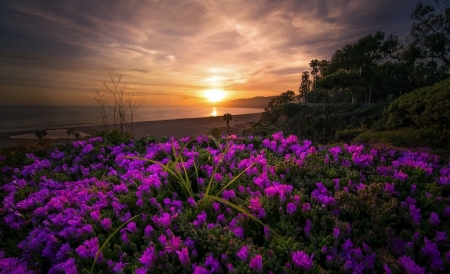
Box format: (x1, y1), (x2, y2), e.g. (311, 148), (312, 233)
(0, 113), (262, 148)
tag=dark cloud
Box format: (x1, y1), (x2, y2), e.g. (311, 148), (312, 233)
(0, 0), (437, 106)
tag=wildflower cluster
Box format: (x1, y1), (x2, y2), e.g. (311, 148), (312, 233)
(0, 133), (449, 273)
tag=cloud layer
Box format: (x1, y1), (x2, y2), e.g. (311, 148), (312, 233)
(0, 0), (434, 106)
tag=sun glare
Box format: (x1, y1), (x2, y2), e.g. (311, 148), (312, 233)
(204, 89), (226, 102)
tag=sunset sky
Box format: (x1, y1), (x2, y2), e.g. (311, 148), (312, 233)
(0, 0), (434, 107)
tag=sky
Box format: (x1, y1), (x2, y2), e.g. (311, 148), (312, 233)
(0, 0), (435, 107)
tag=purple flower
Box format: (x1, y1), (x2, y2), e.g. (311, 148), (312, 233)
(154, 212), (172, 228)
(249, 255), (263, 273)
(393, 170), (408, 181)
(139, 246), (157, 268)
(333, 228), (339, 239)
(397, 256), (425, 274)
(248, 197), (262, 211)
(409, 205), (421, 227)
(222, 190), (236, 200)
(236, 246), (248, 261)
(187, 197), (196, 207)
(90, 210), (100, 222)
(75, 237), (101, 260)
(428, 212), (440, 226)
(144, 225), (154, 238)
(126, 221), (138, 233)
(165, 235), (182, 254)
(193, 265), (210, 274)
(434, 231), (447, 244)
(226, 263), (235, 273)
(176, 247), (190, 267)
(302, 203), (311, 212)
(264, 226), (271, 240)
(100, 218), (112, 231)
(232, 226), (244, 239)
(291, 250), (314, 271)
(204, 254), (221, 273)
(287, 203), (296, 216)
(304, 220), (312, 237)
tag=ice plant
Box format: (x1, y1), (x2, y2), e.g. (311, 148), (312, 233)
(291, 250), (314, 271)
(249, 254), (263, 273)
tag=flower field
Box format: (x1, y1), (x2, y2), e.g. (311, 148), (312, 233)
(0, 132), (449, 273)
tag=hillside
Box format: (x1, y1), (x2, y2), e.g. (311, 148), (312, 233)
(211, 96), (275, 108)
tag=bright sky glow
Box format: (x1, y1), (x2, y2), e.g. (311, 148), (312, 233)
(204, 89), (226, 102)
(0, 0), (435, 106)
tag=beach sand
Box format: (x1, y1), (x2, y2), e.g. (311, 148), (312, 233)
(0, 113), (262, 149)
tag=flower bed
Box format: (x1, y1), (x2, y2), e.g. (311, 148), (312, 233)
(0, 132), (449, 273)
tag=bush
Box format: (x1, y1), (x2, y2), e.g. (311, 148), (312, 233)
(354, 128), (450, 147)
(335, 129), (367, 143)
(386, 77), (450, 131)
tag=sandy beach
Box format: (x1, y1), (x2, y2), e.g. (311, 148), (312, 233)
(0, 113), (262, 149)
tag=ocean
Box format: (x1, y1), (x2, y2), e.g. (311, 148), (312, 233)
(0, 106), (263, 133)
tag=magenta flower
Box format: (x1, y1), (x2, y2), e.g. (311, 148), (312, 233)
(249, 254), (263, 273)
(302, 203), (311, 212)
(165, 235), (182, 254)
(236, 246), (248, 261)
(397, 256), (425, 274)
(248, 197), (263, 211)
(100, 218), (112, 231)
(176, 247), (190, 267)
(90, 210), (100, 222)
(291, 250), (314, 271)
(144, 225), (154, 238)
(287, 203), (296, 216)
(394, 170), (408, 181)
(333, 228), (339, 239)
(193, 265), (210, 274)
(126, 221), (138, 233)
(428, 212), (440, 226)
(139, 246), (157, 268)
(75, 237), (101, 260)
(204, 254), (221, 272)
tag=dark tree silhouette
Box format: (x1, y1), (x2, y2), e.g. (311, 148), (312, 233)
(223, 113), (232, 134)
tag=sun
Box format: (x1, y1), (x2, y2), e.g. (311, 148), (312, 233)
(204, 89), (226, 102)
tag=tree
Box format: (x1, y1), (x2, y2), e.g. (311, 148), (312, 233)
(66, 128), (74, 138)
(223, 113), (232, 134)
(261, 90), (296, 123)
(35, 130), (47, 143)
(298, 71), (312, 102)
(410, 1), (450, 68)
(94, 90), (109, 131)
(96, 70), (143, 135)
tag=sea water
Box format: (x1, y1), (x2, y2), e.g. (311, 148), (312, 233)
(0, 106), (263, 133)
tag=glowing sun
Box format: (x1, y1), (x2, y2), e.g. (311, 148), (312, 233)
(204, 89), (226, 102)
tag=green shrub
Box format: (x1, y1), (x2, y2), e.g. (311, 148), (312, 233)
(335, 129), (367, 143)
(386, 77), (450, 131)
(354, 128), (450, 147)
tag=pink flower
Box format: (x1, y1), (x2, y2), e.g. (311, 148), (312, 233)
(291, 250), (314, 271)
(249, 254), (263, 273)
(176, 247), (190, 267)
(236, 246), (248, 261)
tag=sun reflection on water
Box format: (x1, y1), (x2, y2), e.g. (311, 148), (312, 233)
(211, 107), (217, 117)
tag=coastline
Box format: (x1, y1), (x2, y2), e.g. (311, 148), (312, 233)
(0, 113), (262, 149)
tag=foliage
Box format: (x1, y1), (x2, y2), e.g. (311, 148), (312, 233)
(386, 77), (450, 131)
(35, 130), (47, 142)
(410, 0), (450, 68)
(1, 133), (449, 273)
(354, 128), (450, 148)
(223, 113), (233, 135)
(260, 90), (296, 123)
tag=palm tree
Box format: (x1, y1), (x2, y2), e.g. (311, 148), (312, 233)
(223, 113), (232, 134)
